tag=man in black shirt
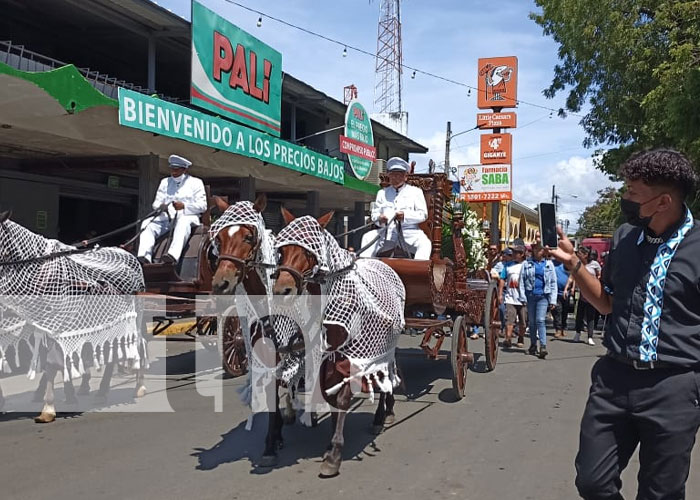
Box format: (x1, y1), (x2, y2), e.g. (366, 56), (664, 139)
(548, 149), (700, 500)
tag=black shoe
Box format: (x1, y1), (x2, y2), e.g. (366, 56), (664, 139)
(538, 347), (548, 359)
(527, 345), (537, 356)
(161, 254), (176, 265)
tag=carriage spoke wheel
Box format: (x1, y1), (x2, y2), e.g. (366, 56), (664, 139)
(483, 280), (501, 372)
(221, 316), (247, 377)
(451, 315), (471, 400)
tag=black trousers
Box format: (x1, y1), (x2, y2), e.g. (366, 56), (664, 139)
(575, 357), (700, 500)
(553, 294), (569, 331)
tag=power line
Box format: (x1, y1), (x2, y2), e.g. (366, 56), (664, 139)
(222, 0), (584, 118)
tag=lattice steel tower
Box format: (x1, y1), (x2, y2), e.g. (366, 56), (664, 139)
(374, 0), (403, 115)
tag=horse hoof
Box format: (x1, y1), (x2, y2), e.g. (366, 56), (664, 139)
(319, 458), (341, 478)
(134, 386), (147, 398)
(34, 411), (56, 424)
(385, 414), (396, 426)
(258, 454), (278, 468)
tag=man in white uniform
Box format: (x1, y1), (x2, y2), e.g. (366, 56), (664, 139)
(360, 157), (432, 259)
(137, 154), (207, 264)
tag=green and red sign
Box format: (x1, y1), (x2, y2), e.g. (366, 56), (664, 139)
(341, 100), (375, 180)
(190, 0), (282, 136)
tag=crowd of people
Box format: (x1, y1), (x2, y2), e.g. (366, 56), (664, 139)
(486, 240), (607, 359)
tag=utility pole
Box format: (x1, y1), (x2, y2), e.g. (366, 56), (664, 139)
(444, 121), (451, 175)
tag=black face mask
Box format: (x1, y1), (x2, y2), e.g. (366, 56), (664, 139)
(620, 194), (661, 228)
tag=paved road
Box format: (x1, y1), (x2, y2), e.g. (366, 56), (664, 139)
(1, 332), (698, 500)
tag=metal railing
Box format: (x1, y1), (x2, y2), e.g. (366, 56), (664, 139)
(0, 40), (187, 104)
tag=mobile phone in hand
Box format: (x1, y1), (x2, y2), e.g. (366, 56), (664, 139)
(538, 202), (558, 248)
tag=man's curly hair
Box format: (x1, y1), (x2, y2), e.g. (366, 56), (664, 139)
(620, 148), (698, 199)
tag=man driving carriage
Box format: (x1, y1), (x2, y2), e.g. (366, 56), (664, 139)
(359, 157), (432, 260)
(137, 154), (207, 264)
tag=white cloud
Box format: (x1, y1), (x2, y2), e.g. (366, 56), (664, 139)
(514, 155), (621, 229)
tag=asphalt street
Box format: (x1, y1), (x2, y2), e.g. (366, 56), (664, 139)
(1, 331), (698, 500)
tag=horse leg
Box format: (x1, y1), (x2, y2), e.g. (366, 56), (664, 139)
(133, 341), (147, 398)
(77, 371), (91, 395)
(134, 367), (147, 398)
(320, 383), (352, 478)
(280, 386), (295, 425)
(260, 386), (283, 467)
(34, 365), (57, 423)
(95, 361), (115, 404)
(0, 383), (5, 411)
(64, 378), (78, 405)
(31, 372), (49, 402)
(371, 392), (387, 434)
(384, 392), (396, 425)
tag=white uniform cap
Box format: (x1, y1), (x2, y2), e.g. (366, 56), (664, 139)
(386, 157), (409, 172)
(168, 154), (192, 169)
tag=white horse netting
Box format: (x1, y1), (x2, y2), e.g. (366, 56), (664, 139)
(275, 216), (406, 399)
(211, 203), (306, 403)
(0, 218), (146, 381)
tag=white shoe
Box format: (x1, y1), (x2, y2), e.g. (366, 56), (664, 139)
(587, 337), (595, 346)
(573, 333), (581, 343)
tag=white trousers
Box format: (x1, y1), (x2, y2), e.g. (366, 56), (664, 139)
(137, 213), (200, 262)
(359, 227), (432, 260)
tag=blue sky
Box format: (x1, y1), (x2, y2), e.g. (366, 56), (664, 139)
(155, 0), (619, 228)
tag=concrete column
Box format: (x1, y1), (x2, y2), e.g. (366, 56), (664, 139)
(352, 201), (366, 250)
(239, 176), (256, 201)
(137, 154), (160, 219)
(290, 104), (297, 142)
(305, 190), (320, 218)
(147, 36), (156, 93)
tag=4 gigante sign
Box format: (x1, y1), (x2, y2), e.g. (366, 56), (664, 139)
(191, 0), (282, 136)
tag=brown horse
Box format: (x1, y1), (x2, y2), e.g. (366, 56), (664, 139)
(272, 208), (403, 477)
(210, 195), (307, 464)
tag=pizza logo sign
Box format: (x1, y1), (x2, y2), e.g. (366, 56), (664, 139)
(477, 56), (518, 110)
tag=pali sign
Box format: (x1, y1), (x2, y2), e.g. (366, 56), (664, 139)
(190, 0), (282, 137)
(118, 88), (344, 184)
(477, 56), (518, 110)
(340, 100), (375, 180)
(480, 133), (512, 164)
(457, 164), (512, 202)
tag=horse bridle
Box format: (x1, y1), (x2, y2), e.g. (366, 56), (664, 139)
(272, 245), (356, 291)
(215, 225), (265, 284)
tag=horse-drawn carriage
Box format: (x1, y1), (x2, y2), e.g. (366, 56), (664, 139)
(374, 172), (501, 399)
(136, 172), (501, 395)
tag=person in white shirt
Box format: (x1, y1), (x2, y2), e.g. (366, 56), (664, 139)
(359, 157), (432, 260)
(137, 154), (207, 264)
(498, 246), (527, 348)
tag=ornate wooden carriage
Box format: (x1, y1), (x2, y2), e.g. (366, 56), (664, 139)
(377, 173), (501, 399)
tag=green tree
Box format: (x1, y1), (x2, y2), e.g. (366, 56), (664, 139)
(576, 187), (622, 238)
(531, 1), (700, 212)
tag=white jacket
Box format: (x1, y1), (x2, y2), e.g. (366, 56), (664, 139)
(152, 174), (207, 218)
(371, 183), (428, 229)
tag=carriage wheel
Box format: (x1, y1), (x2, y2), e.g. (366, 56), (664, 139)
(483, 280), (500, 372)
(221, 316), (247, 377)
(451, 315), (471, 400)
